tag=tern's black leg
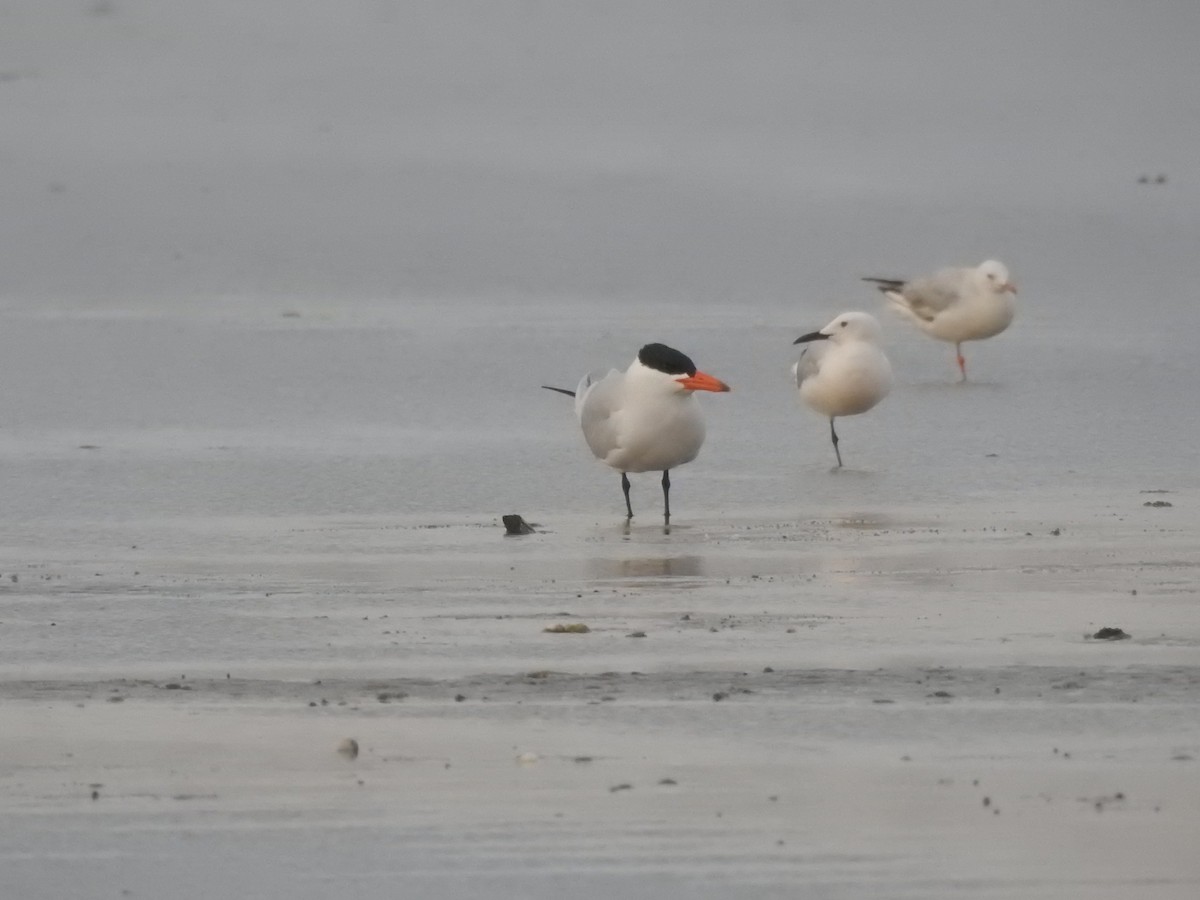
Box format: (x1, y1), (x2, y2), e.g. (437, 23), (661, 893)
(830, 417), (843, 468)
(621, 472), (633, 519)
(661, 470), (671, 523)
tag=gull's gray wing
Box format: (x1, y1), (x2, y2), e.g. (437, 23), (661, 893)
(792, 342), (827, 388)
(898, 267), (972, 321)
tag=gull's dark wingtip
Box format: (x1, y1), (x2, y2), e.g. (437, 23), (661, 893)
(541, 385), (576, 398)
(861, 276), (906, 293)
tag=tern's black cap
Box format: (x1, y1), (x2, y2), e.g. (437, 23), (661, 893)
(638, 343), (696, 376)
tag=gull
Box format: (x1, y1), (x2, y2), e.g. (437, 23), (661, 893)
(864, 259), (1017, 381)
(793, 312), (893, 468)
(543, 343), (730, 523)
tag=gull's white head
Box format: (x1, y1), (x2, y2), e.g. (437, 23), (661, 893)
(794, 311), (885, 348)
(978, 260), (1017, 294)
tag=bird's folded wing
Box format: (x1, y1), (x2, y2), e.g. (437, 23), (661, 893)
(793, 344), (824, 387)
(901, 269), (968, 320)
(578, 369), (622, 454)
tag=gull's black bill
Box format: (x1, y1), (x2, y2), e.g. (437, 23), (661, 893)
(793, 331), (830, 345)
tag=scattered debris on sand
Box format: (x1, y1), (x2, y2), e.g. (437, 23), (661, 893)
(337, 738), (359, 759)
(544, 623), (590, 634)
(1091, 627), (1131, 641)
(1081, 791), (1126, 812)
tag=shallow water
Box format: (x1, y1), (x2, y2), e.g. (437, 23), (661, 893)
(2, 286), (1197, 524)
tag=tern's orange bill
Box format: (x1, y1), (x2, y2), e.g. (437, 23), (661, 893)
(677, 371), (731, 392)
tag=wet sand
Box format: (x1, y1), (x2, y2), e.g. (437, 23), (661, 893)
(2, 502), (1198, 898)
(0, 296), (1197, 899)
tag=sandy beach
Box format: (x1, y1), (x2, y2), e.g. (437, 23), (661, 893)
(2, 2), (1199, 897)
(2, 497), (1198, 898)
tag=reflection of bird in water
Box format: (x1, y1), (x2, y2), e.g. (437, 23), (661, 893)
(864, 259), (1017, 381)
(543, 343), (730, 523)
(793, 312), (892, 468)
(585, 555), (706, 581)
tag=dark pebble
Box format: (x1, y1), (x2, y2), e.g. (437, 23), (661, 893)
(502, 515), (537, 536)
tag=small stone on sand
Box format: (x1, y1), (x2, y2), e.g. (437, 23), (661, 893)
(502, 515), (537, 535)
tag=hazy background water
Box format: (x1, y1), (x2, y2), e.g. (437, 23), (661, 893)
(1, 0), (1199, 525)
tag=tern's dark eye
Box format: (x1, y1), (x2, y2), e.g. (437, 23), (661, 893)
(840, 321), (848, 327)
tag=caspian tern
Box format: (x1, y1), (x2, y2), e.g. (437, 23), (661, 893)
(793, 312), (893, 468)
(863, 260), (1017, 381)
(543, 343), (730, 522)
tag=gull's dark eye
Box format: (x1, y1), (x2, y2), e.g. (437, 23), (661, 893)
(840, 321), (848, 327)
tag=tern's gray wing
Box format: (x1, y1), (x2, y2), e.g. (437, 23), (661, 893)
(899, 268), (971, 321)
(577, 368), (623, 461)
